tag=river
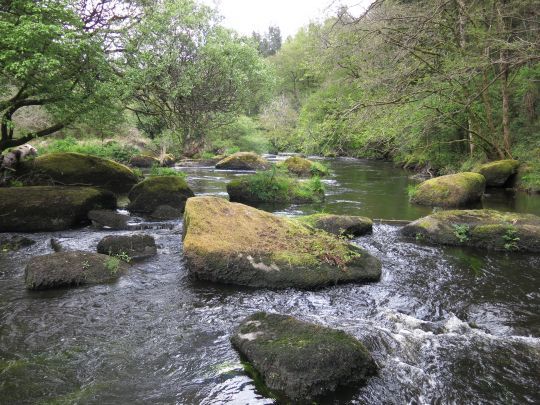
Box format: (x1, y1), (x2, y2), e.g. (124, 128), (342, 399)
(0, 156), (539, 404)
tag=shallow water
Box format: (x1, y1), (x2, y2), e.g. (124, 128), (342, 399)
(1, 157), (539, 404)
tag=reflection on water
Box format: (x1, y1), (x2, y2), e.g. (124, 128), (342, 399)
(0, 157), (539, 404)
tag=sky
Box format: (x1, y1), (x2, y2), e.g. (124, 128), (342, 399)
(202, 0), (374, 39)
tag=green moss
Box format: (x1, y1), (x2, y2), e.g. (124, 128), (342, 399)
(279, 156), (329, 177)
(411, 172), (485, 207)
(149, 166), (186, 177)
(215, 152), (270, 170)
(128, 175), (194, 213)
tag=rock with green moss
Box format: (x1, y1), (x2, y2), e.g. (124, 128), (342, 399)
(474, 160), (520, 187)
(513, 163), (540, 194)
(227, 172), (325, 205)
(281, 156), (329, 177)
(231, 312), (377, 401)
(183, 197), (381, 288)
(20, 152), (138, 193)
(215, 152), (271, 171)
(127, 175), (194, 214)
(25, 251), (128, 290)
(97, 234), (157, 260)
(0, 186), (116, 232)
(410, 172), (485, 207)
(298, 214), (373, 237)
(129, 154), (160, 168)
(402, 209), (540, 252)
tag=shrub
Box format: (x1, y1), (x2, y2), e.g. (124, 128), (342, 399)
(149, 166), (186, 178)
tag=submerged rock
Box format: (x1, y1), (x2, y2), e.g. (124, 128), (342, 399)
(149, 204), (183, 220)
(129, 155), (160, 168)
(183, 197), (381, 288)
(88, 209), (130, 230)
(411, 172), (485, 207)
(25, 251), (128, 290)
(19, 152), (138, 193)
(281, 156), (328, 177)
(0, 186), (116, 232)
(97, 234), (157, 260)
(0, 236), (35, 252)
(298, 213), (373, 237)
(215, 152), (271, 171)
(474, 160), (520, 187)
(127, 176), (194, 214)
(402, 209), (540, 252)
(231, 312), (377, 401)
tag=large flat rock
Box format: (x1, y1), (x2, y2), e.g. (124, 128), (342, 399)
(182, 197), (381, 288)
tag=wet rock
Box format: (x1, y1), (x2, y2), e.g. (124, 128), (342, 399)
(97, 234), (157, 260)
(215, 152), (271, 171)
(183, 197), (381, 288)
(149, 204), (183, 220)
(88, 209), (130, 230)
(50, 238), (64, 252)
(281, 156), (328, 177)
(231, 312), (377, 401)
(410, 172), (485, 207)
(25, 251), (128, 290)
(474, 160), (520, 187)
(0, 186), (116, 232)
(0, 236), (35, 252)
(129, 154), (159, 168)
(298, 213), (372, 237)
(160, 154), (176, 167)
(19, 152), (138, 193)
(127, 176), (194, 214)
(402, 209), (540, 252)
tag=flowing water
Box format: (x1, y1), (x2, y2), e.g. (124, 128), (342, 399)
(1, 157), (539, 404)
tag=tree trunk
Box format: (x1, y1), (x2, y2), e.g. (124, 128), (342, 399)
(500, 50), (512, 156)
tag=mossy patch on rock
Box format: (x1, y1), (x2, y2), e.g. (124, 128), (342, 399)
(227, 171), (325, 205)
(97, 234), (157, 260)
(129, 154), (160, 168)
(474, 160), (520, 187)
(280, 156), (329, 177)
(402, 209), (540, 252)
(19, 152), (138, 193)
(127, 175), (194, 214)
(215, 152), (271, 171)
(183, 197), (381, 288)
(231, 312), (377, 402)
(25, 251), (128, 290)
(298, 213), (373, 237)
(0, 186), (116, 232)
(411, 172), (485, 207)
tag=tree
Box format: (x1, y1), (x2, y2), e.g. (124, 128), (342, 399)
(125, 0), (273, 155)
(0, 0), (136, 152)
(252, 25), (282, 57)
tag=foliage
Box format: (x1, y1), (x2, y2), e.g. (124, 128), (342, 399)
(453, 224), (470, 243)
(149, 166), (186, 178)
(251, 26), (282, 57)
(207, 115), (269, 155)
(105, 256), (121, 275)
(502, 227), (520, 251)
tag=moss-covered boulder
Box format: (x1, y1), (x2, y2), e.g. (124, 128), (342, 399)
(25, 251), (128, 290)
(0, 186), (116, 232)
(298, 214), (373, 237)
(129, 154), (159, 168)
(127, 175), (194, 214)
(215, 152), (271, 171)
(20, 152), (138, 193)
(183, 197), (381, 288)
(231, 312), (377, 401)
(281, 156), (329, 177)
(474, 160), (520, 187)
(514, 163), (540, 194)
(97, 234), (157, 260)
(402, 209), (540, 252)
(227, 172), (325, 205)
(410, 172), (486, 207)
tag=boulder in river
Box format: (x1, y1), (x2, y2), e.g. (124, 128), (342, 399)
(19, 152), (138, 193)
(127, 176), (194, 214)
(25, 251), (128, 290)
(231, 312), (377, 401)
(183, 197), (381, 288)
(129, 154), (160, 168)
(97, 234), (157, 260)
(298, 213), (373, 237)
(474, 160), (520, 187)
(215, 152), (271, 171)
(410, 172), (485, 207)
(0, 186), (116, 232)
(149, 204), (184, 220)
(402, 209), (540, 252)
(0, 236), (35, 252)
(281, 156), (329, 177)
(88, 209), (130, 230)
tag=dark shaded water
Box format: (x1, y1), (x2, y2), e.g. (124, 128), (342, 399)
(1, 157), (539, 404)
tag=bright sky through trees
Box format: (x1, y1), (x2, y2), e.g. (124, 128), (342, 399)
(203, 0), (374, 38)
